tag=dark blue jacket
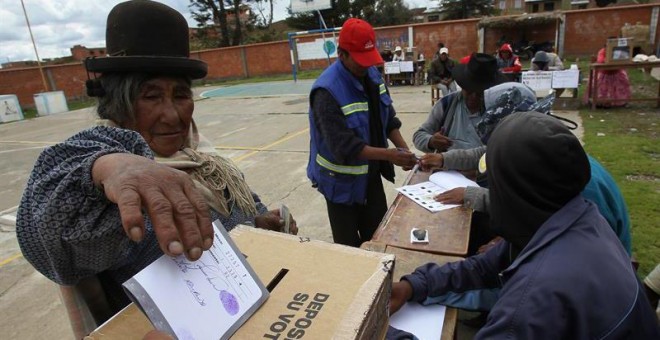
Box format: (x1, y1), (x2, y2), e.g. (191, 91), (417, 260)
(403, 196), (659, 339)
(307, 61), (393, 204)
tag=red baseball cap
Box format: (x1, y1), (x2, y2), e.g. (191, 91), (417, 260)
(338, 18), (384, 68)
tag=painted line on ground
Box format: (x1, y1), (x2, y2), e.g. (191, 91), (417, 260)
(0, 252), (23, 268)
(0, 145), (49, 155)
(231, 128), (309, 163)
(0, 140), (58, 145)
(0, 214), (16, 222)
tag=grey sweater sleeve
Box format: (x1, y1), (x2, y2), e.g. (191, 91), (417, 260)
(464, 186), (490, 213)
(442, 145), (487, 170)
(413, 100), (446, 153)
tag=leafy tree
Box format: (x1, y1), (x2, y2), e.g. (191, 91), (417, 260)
(189, 0), (231, 47)
(441, 0), (494, 20)
(247, 0), (275, 28)
(369, 0), (412, 26)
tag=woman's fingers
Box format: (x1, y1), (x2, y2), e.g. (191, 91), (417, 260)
(116, 185), (146, 242)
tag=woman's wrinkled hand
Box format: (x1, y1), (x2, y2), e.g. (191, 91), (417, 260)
(254, 209), (299, 235)
(419, 153), (443, 172)
(434, 187), (466, 205)
(92, 153), (213, 261)
(389, 281), (413, 316)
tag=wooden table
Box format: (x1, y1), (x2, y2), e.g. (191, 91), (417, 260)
(372, 168), (472, 256)
(361, 241), (463, 340)
(588, 61), (660, 109)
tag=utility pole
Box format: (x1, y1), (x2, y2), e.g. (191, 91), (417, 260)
(20, 0), (49, 92)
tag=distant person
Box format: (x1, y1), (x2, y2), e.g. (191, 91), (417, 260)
(433, 42), (446, 60)
(591, 37), (631, 108)
(531, 51), (566, 96)
(391, 112), (660, 339)
(380, 47), (393, 62)
(495, 43), (522, 77)
(530, 51), (563, 71)
(428, 47), (457, 96)
(392, 46), (405, 61)
(307, 18), (416, 247)
(413, 53), (504, 153)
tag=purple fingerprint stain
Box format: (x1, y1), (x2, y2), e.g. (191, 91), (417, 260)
(220, 290), (239, 315)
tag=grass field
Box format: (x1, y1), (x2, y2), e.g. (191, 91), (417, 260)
(578, 65), (659, 277)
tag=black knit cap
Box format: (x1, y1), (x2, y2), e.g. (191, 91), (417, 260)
(84, 0), (207, 80)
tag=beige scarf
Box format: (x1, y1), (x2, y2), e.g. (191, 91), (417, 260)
(97, 119), (257, 217)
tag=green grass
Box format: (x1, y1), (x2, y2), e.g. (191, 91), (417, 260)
(577, 66), (659, 277)
(196, 69), (323, 87)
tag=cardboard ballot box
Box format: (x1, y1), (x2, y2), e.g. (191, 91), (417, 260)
(606, 38), (633, 63)
(87, 227), (394, 339)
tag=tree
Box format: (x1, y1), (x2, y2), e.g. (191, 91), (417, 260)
(441, 0), (494, 20)
(248, 0), (275, 28)
(189, 0), (231, 47)
(369, 0), (412, 27)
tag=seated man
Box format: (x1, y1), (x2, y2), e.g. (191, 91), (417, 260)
(531, 50), (563, 71)
(391, 112), (659, 339)
(413, 53), (504, 153)
(428, 47), (457, 96)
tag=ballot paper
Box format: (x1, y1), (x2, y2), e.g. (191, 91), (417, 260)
(389, 302), (446, 340)
(122, 221), (268, 340)
(396, 171), (479, 213)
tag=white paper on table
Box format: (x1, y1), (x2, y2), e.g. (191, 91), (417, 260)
(385, 62), (401, 74)
(123, 221), (268, 340)
(399, 61), (415, 72)
(389, 302), (446, 340)
(428, 170), (479, 191)
(396, 181), (459, 212)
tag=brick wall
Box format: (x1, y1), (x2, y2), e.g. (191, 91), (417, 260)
(1, 3), (658, 109)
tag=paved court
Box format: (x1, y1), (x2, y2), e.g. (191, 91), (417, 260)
(0, 80), (581, 339)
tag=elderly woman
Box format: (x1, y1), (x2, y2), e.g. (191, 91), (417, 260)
(16, 0), (295, 327)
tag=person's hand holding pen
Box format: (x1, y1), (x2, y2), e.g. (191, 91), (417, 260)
(428, 129), (452, 152)
(419, 153), (444, 172)
(391, 148), (418, 170)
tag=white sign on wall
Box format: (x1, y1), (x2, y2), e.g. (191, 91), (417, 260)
(297, 38), (338, 60)
(0, 95), (24, 123)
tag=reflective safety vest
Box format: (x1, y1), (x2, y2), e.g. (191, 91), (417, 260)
(307, 61), (393, 204)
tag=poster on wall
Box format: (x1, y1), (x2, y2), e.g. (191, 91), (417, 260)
(297, 38), (338, 60)
(0, 95), (24, 123)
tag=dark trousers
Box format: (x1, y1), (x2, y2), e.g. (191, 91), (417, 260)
(325, 174), (387, 247)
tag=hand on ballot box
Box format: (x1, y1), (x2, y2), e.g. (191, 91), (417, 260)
(255, 208), (298, 235)
(419, 153), (444, 172)
(434, 187), (466, 205)
(389, 281), (414, 315)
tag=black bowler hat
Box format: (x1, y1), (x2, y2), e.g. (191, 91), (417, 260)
(84, 0), (207, 80)
(452, 53), (504, 93)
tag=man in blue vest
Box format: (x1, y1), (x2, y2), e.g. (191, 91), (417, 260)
(307, 18), (417, 247)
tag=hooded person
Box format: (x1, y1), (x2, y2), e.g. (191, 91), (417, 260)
(413, 53), (506, 153)
(390, 112), (659, 339)
(496, 43), (522, 73)
(306, 18), (416, 248)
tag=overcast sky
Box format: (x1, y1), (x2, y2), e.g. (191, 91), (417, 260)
(0, 0), (434, 64)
